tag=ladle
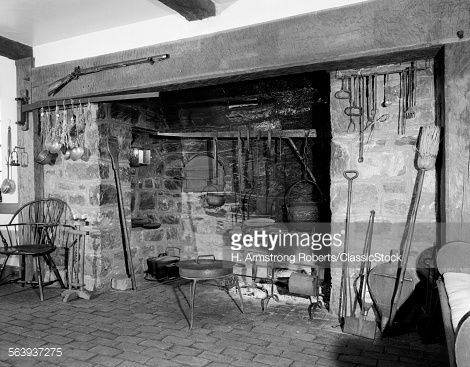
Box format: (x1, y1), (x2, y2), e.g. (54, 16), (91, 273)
(381, 73), (392, 107)
(335, 77), (350, 99)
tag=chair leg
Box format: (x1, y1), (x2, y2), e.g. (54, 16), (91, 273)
(43, 254), (66, 289)
(20, 255), (25, 287)
(33, 257), (44, 301)
(0, 255), (10, 284)
(235, 276), (245, 313)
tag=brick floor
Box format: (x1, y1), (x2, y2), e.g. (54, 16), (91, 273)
(0, 279), (447, 366)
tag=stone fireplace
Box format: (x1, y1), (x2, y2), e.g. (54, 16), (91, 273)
(42, 59), (438, 315)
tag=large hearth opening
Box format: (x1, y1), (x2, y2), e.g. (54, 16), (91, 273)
(126, 71), (333, 306)
(41, 58), (439, 320)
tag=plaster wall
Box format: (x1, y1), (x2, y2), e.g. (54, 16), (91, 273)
(0, 56), (18, 223)
(33, 0), (364, 66)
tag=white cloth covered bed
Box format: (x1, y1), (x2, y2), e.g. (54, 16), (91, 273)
(443, 272), (470, 332)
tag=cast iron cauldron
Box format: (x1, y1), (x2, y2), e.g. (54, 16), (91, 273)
(177, 255), (234, 279)
(203, 184), (226, 207)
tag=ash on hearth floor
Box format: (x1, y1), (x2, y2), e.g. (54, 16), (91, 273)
(0, 280), (446, 367)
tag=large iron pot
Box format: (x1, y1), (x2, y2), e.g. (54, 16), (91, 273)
(177, 255), (234, 279)
(203, 184), (226, 207)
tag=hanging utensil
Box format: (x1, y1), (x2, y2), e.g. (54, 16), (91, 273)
(246, 125), (254, 188)
(43, 108), (51, 151)
(266, 128), (272, 214)
(363, 75), (379, 143)
(256, 130), (261, 179)
(237, 127), (244, 194)
(344, 75), (362, 119)
(48, 104), (61, 154)
(70, 106), (84, 161)
(237, 127), (245, 220)
(397, 71), (404, 134)
(358, 76), (365, 163)
(335, 77), (351, 99)
(369, 75), (377, 122)
(212, 135), (218, 185)
(405, 63), (416, 119)
(381, 73), (392, 108)
(365, 75), (370, 123)
(347, 77), (355, 132)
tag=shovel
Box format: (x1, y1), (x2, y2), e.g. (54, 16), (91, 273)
(343, 210), (377, 339)
(368, 256), (415, 332)
(338, 170), (358, 328)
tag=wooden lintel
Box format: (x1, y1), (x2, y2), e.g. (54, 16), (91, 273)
(139, 129), (317, 139)
(31, 0), (469, 102)
(0, 36), (32, 60)
(157, 0), (215, 20)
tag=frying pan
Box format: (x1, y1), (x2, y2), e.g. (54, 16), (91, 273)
(1, 126), (16, 194)
(177, 255), (234, 279)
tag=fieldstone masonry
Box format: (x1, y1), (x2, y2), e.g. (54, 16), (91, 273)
(329, 60), (437, 314)
(44, 104), (135, 290)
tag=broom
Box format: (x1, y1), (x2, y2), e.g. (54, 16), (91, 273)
(388, 125), (440, 326)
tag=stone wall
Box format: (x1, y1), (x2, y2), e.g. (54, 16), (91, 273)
(128, 72), (331, 277)
(44, 104), (135, 290)
(329, 60), (438, 314)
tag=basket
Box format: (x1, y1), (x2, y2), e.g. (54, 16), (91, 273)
(284, 180), (323, 223)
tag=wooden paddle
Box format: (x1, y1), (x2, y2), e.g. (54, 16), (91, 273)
(368, 256), (416, 332)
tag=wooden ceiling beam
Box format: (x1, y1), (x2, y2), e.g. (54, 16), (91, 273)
(0, 35), (32, 60)
(157, 0), (216, 21)
(30, 0), (470, 102)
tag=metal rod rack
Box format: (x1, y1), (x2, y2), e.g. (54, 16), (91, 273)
(151, 129), (317, 139)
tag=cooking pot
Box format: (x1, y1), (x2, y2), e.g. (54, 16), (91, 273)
(146, 247), (180, 280)
(206, 192), (226, 207)
(70, 146), (84, 161)
(177, 255), (234, 278)
(48, 141), (62, 154)
(36, 150), (58, 165)
(203, 184), (225, 207)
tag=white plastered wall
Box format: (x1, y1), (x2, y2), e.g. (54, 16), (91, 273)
(0, 56), (18, 224)
(33, 0), (365, 66)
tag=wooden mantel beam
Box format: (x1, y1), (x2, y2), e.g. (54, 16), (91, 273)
(0, 35), (32, 60)
(157, 0), (216, 21)
(31, 0), (470, 102)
